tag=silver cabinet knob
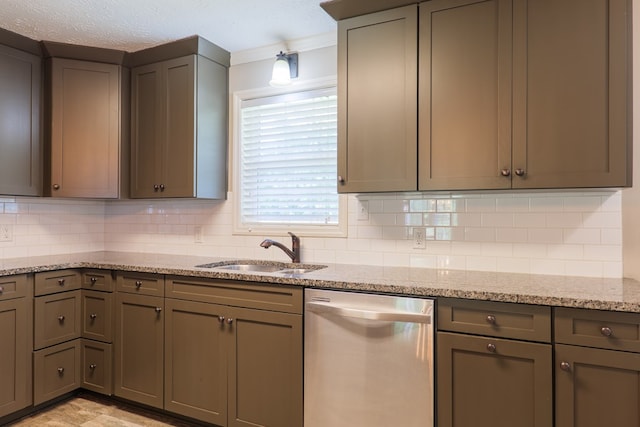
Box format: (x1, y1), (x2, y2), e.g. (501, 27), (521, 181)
(58, 278), (65, 286)
(58, 315), (65, 322)
(487, 343), (497, 353)
(155, 307), (162, 313)
(514, 169), (525, 177)
(338, 175), (345, 184)
(0, 286), (4, 294)
(57, 367), (65, 375)
(500, 169), (511, 177)
(486, 314), (496, 325)
(153, 184), (160, 191)
(89, 364), (97, 370)
(226, 318), (234, 325)
(600, 326), (613, 337)
(53, 184), (60, 190)
(159, 184), (165, 191)
(218, 315), (225, 323)
(90, 313), (97, 320)
(90, 277), (98, 284)
(560, 361), (571, 372)
(135, 281), (142, 288)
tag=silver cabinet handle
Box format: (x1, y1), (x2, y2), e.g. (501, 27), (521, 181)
(226, 318), (234, 325)
(486, 314), (497, 325)
(560, 361), (571, 372)
(487, 343), (497, 353)
(90, 277), (98, 284)
(155, 307), (162, 313)
(600, 326), (613, 337)
(500, 169), (511, 177)
(58, 278), (65, 286)
(514, 169), (525, 177)
(57, 367), (64, 375)
(218, 316), (225, 323)
(89, 364), (97, 370)
(90, 313), (97, 320)
(153, 184), (159, 191)
(307, 301), (431, 324)
(338, 175), (345, 184)
(0, 286), (4, 294)
(53, 184), (60, 190)
(58, 315), (65, 322)
(159, 184), (165, 191)
(135, 281), (142, 288)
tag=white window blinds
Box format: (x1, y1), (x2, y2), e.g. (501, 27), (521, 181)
(239, 87), (339, 227)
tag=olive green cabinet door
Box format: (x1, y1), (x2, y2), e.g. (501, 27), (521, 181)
(114, 292), (164, 409)
(227, 306), (303, 427)
(437, 332), (552, 427)
(337, 6), (418, 193)
(164, 298), (227, 426)
(0, 45), (41, 196)
(131, 62), (163, 198)
(0, 298), (30, 418)
(418, 0), (512, 190)
(512, 0), (630, 188)
(555, 344), (640, 427)
(48, 58), (122, 198)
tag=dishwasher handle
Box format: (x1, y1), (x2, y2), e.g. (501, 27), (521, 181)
(306, 301), (432, 324)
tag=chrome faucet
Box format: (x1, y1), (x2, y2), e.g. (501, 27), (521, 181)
(260, 232), (300, 263)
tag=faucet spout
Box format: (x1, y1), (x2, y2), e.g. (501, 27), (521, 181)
(260, 232), (300, 263)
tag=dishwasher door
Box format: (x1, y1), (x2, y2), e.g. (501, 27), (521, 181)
(304, 289), (434, 427)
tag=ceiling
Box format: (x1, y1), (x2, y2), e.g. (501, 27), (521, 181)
(0, 0), (337, 54)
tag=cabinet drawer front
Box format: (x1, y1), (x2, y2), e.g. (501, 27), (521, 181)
(33, 339), (81, 405)
(35, 270), (81, 296)
(81, 339), (112, 396)
(82, 290), (113, 342)
(116, 272), (164, 296)
(166, 276), (303, 314)
(0, 274), (29, 301)
(555, 308), (640, 352)
(438, 298), (551, 342)
(34, 290), (81, 349)
(82, 270), (114, 292)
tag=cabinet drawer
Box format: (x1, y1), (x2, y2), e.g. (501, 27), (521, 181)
(81, 339), (112, 396)
(555, 307), (640, 352)
(34, 290), (81, 349)
(116, 272), (164, 297)
(0, 274), (29, 301)
(438, 298), (551, 342)
(82, 270), (114, 292)
(33, 339), (81, 405)
(82, 290), (113, 342)
(166, 276), (303, 314)
(35, 270), (81, 296)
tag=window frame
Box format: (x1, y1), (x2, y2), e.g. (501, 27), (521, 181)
(231, 77), (347, 237)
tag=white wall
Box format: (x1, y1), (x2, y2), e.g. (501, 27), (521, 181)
(622, 3), (640, 280)
(0, 38), (628, 279)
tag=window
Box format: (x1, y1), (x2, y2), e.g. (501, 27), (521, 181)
(234, 85), (345, 236)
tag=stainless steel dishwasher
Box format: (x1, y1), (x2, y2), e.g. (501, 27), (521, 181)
(304, 289), (434, 427)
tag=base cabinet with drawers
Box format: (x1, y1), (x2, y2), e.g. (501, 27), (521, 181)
(554, 308), (640, 427)
(0, 274), (32, 418)
(436, 298), (553, 427)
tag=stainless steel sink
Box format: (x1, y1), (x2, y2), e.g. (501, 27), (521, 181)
(195, 260), (326, 274)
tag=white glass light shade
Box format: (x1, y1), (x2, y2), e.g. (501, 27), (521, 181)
(270, 56), (292, 87)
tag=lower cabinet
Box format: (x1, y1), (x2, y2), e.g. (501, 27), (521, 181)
(114, 291), (164, 409)
(554, 308), (640, 427)
(164, 276), (303, 427)
(0, 278), (31, 418)
(81, 339), (112, 395)
(436, 298), (553, 427)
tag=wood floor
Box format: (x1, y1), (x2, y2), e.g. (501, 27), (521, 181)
(8, 393), (199, 426)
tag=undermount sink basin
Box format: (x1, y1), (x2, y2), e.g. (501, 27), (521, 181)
(195, 260), (326, 275)
(215, 264), (285, 273)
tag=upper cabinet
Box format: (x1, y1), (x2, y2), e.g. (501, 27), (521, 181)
(330, 0), (631, 192)
(129, 37), (229, 199)
(337, 6), (417, 193)
(45, 57), (127, 198)
(0, 36), (42, 196)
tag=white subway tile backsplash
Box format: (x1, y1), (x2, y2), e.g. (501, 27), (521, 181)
(0, 190), (623, 278)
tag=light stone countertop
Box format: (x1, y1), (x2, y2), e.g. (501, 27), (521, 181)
(1, 251), (640, 313)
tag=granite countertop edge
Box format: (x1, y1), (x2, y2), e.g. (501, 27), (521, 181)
(2, 251), (639, 313)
